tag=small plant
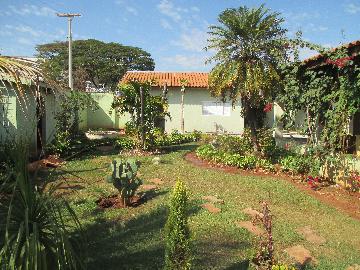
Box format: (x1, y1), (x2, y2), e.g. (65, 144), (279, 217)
(106, 159), (142, 206)
(164, 180), (191, 270)
(253, 202), (274, 270)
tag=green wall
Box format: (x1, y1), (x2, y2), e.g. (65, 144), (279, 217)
(152, 87), (244, 134)
(0, 82), (58, 155)
(81, 93), (130, 130)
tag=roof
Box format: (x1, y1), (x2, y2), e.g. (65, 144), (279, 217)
(121, 71), (209, 88)
(303, 40), (360, 66)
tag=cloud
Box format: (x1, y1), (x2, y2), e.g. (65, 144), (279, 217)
(191, 6), (200, 12)
(4, 25), (43, 37)
(308, 23), (328, 32)
(157, 0), (182, 22)
(126, 6), (138, 16)
(344, 3), (360, 14)
(172, 28), (208, 52)
(162, 54), (208, 70)
(8, 4), (56, 17)
(160, 19), (173, 30)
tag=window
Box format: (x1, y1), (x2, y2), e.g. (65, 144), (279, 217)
(202, 101), (231, 116)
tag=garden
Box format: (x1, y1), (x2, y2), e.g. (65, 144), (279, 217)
(1, 3), (360, 270)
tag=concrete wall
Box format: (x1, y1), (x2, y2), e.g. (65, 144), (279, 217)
(152, 87), (244, 134)
(80, 92), (130, 130)
(0, 82), (58, 154)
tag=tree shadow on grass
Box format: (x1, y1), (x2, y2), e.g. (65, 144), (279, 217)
(82, 201), (202, 270)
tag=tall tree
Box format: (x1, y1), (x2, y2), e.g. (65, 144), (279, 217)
(206, 5), (290, 151)
(36, 39), (155, 91)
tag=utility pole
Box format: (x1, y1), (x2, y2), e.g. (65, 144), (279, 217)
(56, 13), (81, 89)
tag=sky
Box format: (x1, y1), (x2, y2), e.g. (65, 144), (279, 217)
(0, 0), (360, 71)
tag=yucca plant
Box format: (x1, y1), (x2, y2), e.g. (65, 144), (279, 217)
(0, 144), (84, 270)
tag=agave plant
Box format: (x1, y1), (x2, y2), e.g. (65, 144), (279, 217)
(0, 144), (84, 270)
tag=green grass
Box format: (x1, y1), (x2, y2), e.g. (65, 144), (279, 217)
(46, 144), (360, 269)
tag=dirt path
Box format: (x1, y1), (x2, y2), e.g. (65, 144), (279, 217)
(185, 152), (360, 221)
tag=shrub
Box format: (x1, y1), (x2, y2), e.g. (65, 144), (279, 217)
(257, 128), (276, 157)
(115, 137), (137, 150)
(106, 159), (142, 206)
(0, 145), (84, 270)
(164, 180), (191, 270)
(215, 134), (252, 155)
(280, 154), (320, 175)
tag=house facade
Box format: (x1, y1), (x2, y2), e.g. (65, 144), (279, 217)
(0, 59), (59, 156)
(121, 71), (245, 134)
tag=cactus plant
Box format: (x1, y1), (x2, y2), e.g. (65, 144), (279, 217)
(106, 159), (142, 206)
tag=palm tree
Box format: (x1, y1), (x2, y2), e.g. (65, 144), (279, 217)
(206, 5), (289, 151)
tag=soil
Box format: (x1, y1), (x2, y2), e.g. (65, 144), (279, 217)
(242, 208), (264, 219)
(235, 221), (265, 236)
(296, 226), (326, 245)
(284, 245), (316, 267)
(201, 203), (221, 213)
(96, 194), (144, 209)
(185, 152), (360, 221)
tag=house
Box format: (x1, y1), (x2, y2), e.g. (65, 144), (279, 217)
(0, 57), (59, 156)
(270, 39), (360, 148)
(121, 71), (245, 134)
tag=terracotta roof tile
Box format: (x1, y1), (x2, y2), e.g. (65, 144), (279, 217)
(303, 39), (360, 65)
(121, 71), (209, 88)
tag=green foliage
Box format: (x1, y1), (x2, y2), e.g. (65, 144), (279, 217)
(114, 137), (137, 151)
(278, 46), (360, 154)
(196, 144), (262, 170)
(258, 128), (277, 157)
(206, 5), (291, 150)
(280, 154), (320, 175)
(164, 180), (191, 270)
(0, 145), (84, 270)
(271, 265), (295, 270)
(112, 81), (170, 147)
(48, 91), (98, 156)
(152, 130), (201, 148)
(106, 159), (142, 206)
(36, 39), (155, 90)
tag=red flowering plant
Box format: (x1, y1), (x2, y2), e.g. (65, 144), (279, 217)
(325, 56), (354, 69)
(348, 172), (360, 192)
(306, 175), (320, 190)
(263, 103), (273, 112)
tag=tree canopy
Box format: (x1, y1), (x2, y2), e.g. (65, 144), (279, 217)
(206, 4), (291, 150)
(36, 39), (155, 90)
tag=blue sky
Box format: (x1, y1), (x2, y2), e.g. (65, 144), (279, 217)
(0, 0), (360, 71)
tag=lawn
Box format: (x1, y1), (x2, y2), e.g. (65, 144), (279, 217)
(47, 143), (360, 269)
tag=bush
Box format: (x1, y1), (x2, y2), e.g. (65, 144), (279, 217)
(150, 129), (201, 148)
(214, 134), (252, 155)
(164, 180), (191, 270)
(257, 128), (276, 157)
(115, 137), (137, 150)
(280, 154), (320, 175)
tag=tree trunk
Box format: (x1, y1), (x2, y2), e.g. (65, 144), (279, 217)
(243, 99), (260, 153)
